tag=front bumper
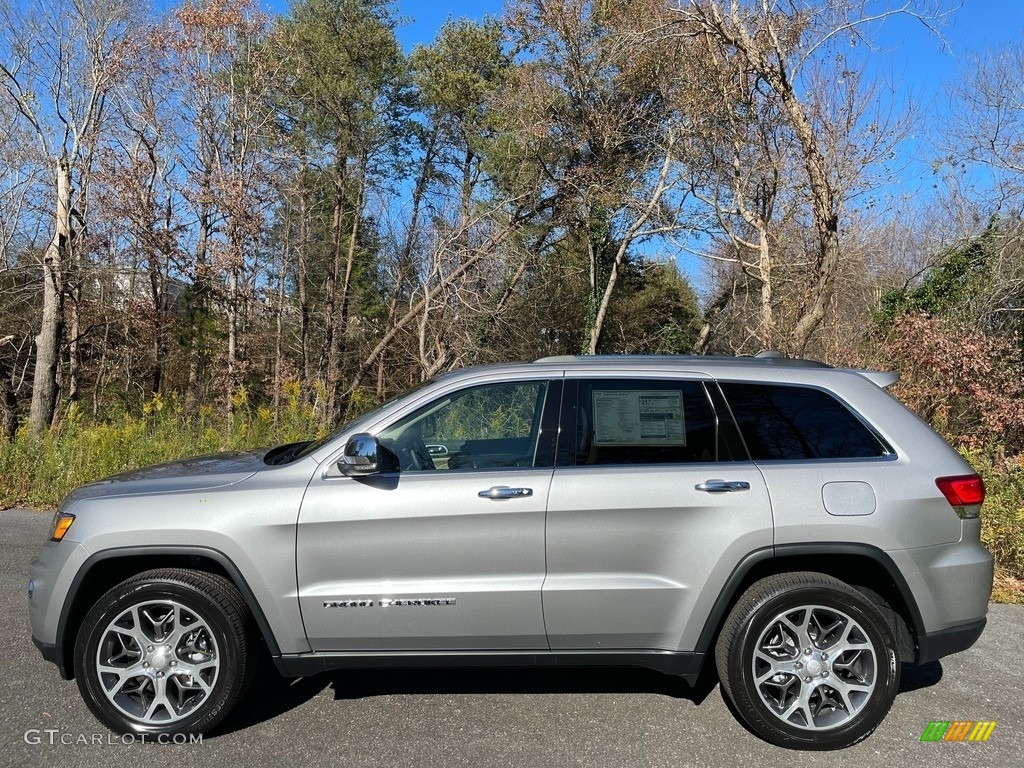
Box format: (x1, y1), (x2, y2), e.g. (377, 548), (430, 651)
(31, 636), (71, 678)
(28, 539), (90, 679)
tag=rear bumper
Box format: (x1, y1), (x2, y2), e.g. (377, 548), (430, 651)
(916, 617), (987, 664)
(887, 519), (993, 661)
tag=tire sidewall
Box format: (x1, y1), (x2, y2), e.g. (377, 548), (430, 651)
(730, 584), (901, 750)
(75, 578), (244, 736)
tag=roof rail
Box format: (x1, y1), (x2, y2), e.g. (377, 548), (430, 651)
(532, 355), (578, 363)
(531, 353), (833, 369)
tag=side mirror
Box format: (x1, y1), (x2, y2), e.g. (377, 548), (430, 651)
(338, 433), (383, 476)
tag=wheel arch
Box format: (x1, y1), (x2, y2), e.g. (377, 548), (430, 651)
(695, 543), (924, 665)
(55, 546), (282, 680)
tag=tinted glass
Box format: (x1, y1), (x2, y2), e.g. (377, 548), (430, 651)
(378, 381), (551, 471)
(563, 380), (720, 465)
(719, 383), (888, 460)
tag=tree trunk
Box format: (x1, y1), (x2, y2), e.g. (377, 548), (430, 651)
(321, 155), (346, 426)
(227, 265), (239, 411)
(66, 294), (81, 404)
(149, 192), (173, 395)
(588, 240), (621, 355)
(757, 229), (773, 350)
(297, 177), (310, 385)
(28, 160), (70, 438)
(273, 219), (290, 423)
(92, 321), (111, 418)
(328, 167), (367, 425)
(185, 202), (212, 413)
(0, 351), (17, 442)
(693, 280), (735, 355)
(587, 149), (675, 354)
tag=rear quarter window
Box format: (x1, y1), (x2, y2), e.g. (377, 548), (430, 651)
(719, 382), (889, 460)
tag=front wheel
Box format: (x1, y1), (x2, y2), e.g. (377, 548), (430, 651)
(74, 568), (254, 736)
(715, 572), (901, 750)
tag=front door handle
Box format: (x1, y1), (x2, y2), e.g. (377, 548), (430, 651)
(479, 486), (533, 500)
(695, 480), (751, 493)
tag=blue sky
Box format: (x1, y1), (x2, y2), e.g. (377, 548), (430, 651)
(391, 0), (506, 48)
(871, 0), (1024, 129)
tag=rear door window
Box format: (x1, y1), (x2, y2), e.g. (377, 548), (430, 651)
(558, 379), (732, 465)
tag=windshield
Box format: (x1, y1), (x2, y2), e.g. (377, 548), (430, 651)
(282, 379), (436, 463)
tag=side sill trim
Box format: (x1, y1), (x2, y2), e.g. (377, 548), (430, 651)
(273, 650), (703, 684)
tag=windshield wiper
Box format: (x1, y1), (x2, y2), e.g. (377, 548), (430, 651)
(263, 441), (313, 466)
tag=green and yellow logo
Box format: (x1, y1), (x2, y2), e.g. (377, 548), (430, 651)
(921, 721), (996, 742)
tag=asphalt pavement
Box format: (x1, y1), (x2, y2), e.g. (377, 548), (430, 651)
(2, 507), (1021, 768)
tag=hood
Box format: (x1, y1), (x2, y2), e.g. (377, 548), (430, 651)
(62, 449), (269, 505)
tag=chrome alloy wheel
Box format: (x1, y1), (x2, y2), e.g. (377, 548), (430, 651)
(751, 604), (876, 731)
(94, 600), (220, 725)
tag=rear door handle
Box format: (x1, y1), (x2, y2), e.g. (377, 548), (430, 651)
(695, 480), (751, 493)
(479, 486), (533, 500)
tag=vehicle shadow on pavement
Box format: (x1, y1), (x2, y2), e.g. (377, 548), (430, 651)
(213, 667), (333, 736)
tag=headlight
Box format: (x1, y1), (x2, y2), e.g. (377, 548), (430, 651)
(50, 512), (75, 542)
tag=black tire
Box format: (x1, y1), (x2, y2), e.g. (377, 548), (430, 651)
(74, 568), (254, 737)
(715, 572), (901, 750)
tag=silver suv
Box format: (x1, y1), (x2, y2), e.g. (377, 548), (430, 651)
(28, 355), (993, 750)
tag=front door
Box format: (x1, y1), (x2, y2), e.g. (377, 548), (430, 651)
(297, 378), (560, 651)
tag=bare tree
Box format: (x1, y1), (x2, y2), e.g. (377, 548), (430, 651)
(670, 0), (932, 355)
(946, 43), (1024, 206)
(0, 0), (138, 435)
(0, 99), (37, 272)
(168, 0), (275, 412)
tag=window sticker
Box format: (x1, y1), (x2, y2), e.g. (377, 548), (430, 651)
(592, 390), (687, 446)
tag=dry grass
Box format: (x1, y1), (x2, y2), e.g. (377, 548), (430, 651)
(992, 571), (1024, 604)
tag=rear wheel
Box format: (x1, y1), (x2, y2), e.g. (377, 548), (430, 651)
(75, 568), (254, 736)
(715, 572), (901, 750)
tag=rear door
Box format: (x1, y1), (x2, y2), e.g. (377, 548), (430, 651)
(542, 374), (773, 652)
(715, 381), (946, 549)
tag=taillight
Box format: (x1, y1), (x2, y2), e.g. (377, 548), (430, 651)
(935, 475), (985, 518)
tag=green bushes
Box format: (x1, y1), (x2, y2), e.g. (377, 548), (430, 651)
(961, 447), (1024, 602)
